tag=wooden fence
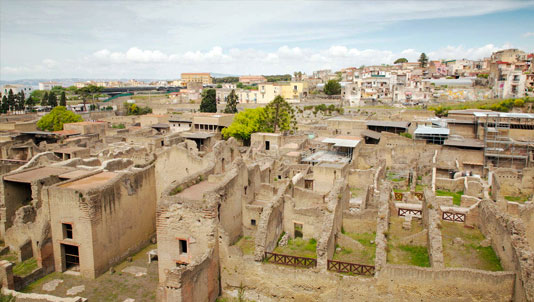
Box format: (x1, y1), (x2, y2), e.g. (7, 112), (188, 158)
(327, 260), (375, 276)
(398, 208), (422, 217)
(264, 252), (317, 268)
(442, 211), (466, 222)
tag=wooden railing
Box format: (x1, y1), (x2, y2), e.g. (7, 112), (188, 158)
(264, 252), (316, 268)
(414, 192), (424, 201)
(394, 192), (404, 201)
(398, 208), (422, 217)
(327, 260), (375, 276)
(442, 211), (466, 222)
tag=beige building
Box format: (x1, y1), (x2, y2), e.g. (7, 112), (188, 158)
(181, 73), (213, 85)
(63, 121), (107, 139)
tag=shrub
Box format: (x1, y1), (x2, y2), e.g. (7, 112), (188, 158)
(400, 132), (412, 139)
(170, 186), (183, 196)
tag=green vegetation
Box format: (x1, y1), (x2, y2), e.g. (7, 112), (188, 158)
(334, 232), (376, 265)
(415, 184), (426, 192)
(504, 195), (531, 203)
(441, 221), (502, 271)
(124, 103), (152, 115)
(324, 79), (341, 95)
(112, 123), (126, 129)
(350, 188), (362, 198)
(393, 188), (409, 193)
(235, 236), (255, 255)
(221, 107), (264, 143)
(429, 97), (534, 117)
(387, 172), (405, 182)
(436, 190), (464, 206)
(213, 76), (239, 84)
(397, 245), (430, 267)
(0, 294), (15, 302)
(418, 52), (429, 68)
(394, 58), (408, 64)
(37, 106), (83, 131)
(399, 132), (412, 139)
(477, 73), (489, 79)
(13, 257), (38, 277)
(200, 88), (217, 113)
(309, 103), (343, 115)
(259, 96), (297, 133)
(169, 186), (183, 196)
(76, 85), (103, 107)
(223, 89), (238, 113)
(274, 238), (317, 258)
(264, 74), (292, 82)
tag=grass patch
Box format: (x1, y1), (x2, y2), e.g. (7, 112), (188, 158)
(169, 185), (183, 196)
(13, 258), (38, 277)
(504, 195), (530, 203)
(436, 190), (464, 206)
(235, 236), (255, 255)
(441, 221), (502, 271)
(415, 184), (426, 192)
(387, 172), (406, 182)
(335, 232), (376, 265)
(274, 237), (317, 259)
(350, 188), (363, 198)
(393, 188), (409, 193)
(396, 245), (430, 267)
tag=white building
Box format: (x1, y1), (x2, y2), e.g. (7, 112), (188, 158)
(38, 81), (63, 91)
(1, 84), (32, 98)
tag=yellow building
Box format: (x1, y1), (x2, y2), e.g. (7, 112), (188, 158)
(257, 82), (308, 103)
(181, 73), (213, 85)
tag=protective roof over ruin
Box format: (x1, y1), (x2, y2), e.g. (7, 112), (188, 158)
(443, 139), (484, 148)
(180, 132), (215, 139)
(472, 112), (534, 119)
(3, 167), (72, 183)
(322, 137), (361, 148)
(414, 126), (450, 135)
(361, 129), (381, 140)
(59, 171), (118, 190)
(366, 120), (410, 128)
(302, 150), (351, 164)
(52, 146), (89, 154)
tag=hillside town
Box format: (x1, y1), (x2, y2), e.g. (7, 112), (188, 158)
(0, 45), (533, 302)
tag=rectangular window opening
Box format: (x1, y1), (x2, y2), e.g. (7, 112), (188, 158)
(63, 223), (73, 239)
(179, 239), (188, 254)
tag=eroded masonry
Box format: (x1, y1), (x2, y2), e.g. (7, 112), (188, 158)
(0, 108), (533, 301)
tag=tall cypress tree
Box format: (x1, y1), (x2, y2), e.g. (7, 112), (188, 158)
(41, 91), (49, 106)
(48, 91), (58, 107)
(17, 91), (25, 111)
(1, 95), (8, 113)
(7, 89), (15, 112)
(199, 89), (217, 113)
(60, 91), (67, 106)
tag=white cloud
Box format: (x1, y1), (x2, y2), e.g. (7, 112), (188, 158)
(524, 32), (534, 37)
(1, 43), (508, 79)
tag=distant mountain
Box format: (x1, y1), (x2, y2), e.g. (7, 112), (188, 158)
(210, 73), (239, 78)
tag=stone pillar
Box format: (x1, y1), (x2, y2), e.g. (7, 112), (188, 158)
(0, 260), (15, 290)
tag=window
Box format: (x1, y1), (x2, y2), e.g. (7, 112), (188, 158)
(251, 219), (256, 226)
(63, 223), (73, 239)
(179, 239), (188, 254)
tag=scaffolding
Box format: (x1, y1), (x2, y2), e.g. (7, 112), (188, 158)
(480, 113), (534, 173)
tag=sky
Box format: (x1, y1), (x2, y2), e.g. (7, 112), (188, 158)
(1, 0), (534, 80)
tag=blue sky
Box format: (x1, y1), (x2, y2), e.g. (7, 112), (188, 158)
(1, 0), (533, 80)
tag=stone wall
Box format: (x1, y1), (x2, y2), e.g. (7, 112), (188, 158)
(435, 177), (464, 192)
(478, 200), (534, 301)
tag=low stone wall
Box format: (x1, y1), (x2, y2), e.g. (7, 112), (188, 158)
(423, 189), (444, 268)
(435, 177), (464, 192)
(374, 182), (391, 272)
(1, 288), (86, 302)
(342, 209), (378, 233)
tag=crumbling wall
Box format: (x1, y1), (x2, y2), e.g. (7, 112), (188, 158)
(435, 177), (464, 192)
(423, 189), (444, 268)
(478, 200), (534, 301)
(253, 182), (287, 261)
(316, 180), (347, 270)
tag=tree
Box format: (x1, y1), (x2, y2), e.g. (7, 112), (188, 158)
(48, 91), (58, 108)
(25, 95), (37, 111)
(60, 91), (67, 106)
(41, 91), (49, 106)
(200, 89), (217, 112)
(324, 79), (341, 95)
(259, 95), (297, 133)
(236, 82), (244, 89)
(224, 89), (238, 113)
(418, 53), (429, 68)
(1, 95), (8, 113)
(7, 89), (15, 112)
(37, 106), (83, 131)
(221, 107), (264, 144)
(16, 91), (25, 111)
(77, 85), (103, 108)
(394, 58), (408, 64)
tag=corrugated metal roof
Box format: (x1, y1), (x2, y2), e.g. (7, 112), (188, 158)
(361, 129), (381, 140)
(473, 112), (534, 119)
(414, 126), (450, 135)
(366, 120), (410, 128)
(322, 138), (361, 148)
(443, 139), (484, 148)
